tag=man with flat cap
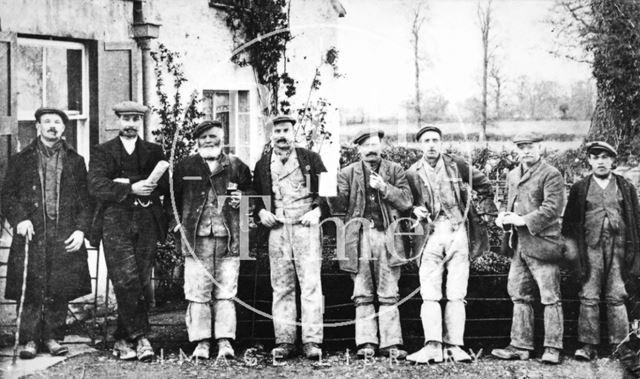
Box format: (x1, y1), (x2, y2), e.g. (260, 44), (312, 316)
(562, 141), (640, 360)
(405, 125), (496, 364)
(252, 114), (328, 359)
(492, 132), (566, 364)
(88, 101), (168, 361)
(2, 107), (91, 358)
(331, 129), (413, 360)
(170, 120), (252, 359)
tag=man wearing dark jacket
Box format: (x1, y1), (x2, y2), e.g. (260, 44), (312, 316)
(331, 130), (413, 360)
(2, 107), (91, 359)
(88, 101), (168, 361)
(406, 125), (496, 364)
(171, 120), (252, 359)
(253, 115), (328, 359)
(562, 141), (640, 361)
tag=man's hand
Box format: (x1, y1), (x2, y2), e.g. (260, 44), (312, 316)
(131, 180), (156, 196)
(501, 212), (526, 227)
(481, 214), (496, 223)
(258, 209), (280, 228)
(413, 206), (430, 222)
(369, 172), (387, 193)
(300, 207), (321, 226)
(229, 190), (242, 209)
(16, 220), (34, 241)
(64, 230), (85, 252)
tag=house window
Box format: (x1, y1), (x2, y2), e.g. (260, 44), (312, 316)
(202, 90), (250, 156)
(16, 38), (88, 152)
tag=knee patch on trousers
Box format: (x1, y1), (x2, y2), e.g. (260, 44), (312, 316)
(378, 296), (399, 306)
(353, 296), (375, 306)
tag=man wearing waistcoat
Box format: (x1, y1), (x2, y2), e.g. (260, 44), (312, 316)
(252, 115), (328, 359)
(562, 141), (640, 361)
(491, 132), (566, 364)
(88, 101), (168, 361)
(171, 120), (252, 359)
(405, 125), (497, 364)
(331, 130), (413, 359)
(2, 108), (91, 358)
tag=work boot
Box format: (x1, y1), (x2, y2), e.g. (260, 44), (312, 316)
(136, 337), (155, 362)
(303, 343), (322, 359)
(445, 345), (472, 362)
(574, 344), (596, 361)
(192, 340), (210, 360)
(491, 345), (530, 360)
(407, 341), (444, 364)
(271, 343), (296, 359)
(541, 347), (561, 364)
(19, 341), (37, 359)
(112, 339), (136, 360)
(217, 339), (235, 359)
(44, 339), (69, 356)
(356, 343), (377, 359)
(379, 345), (408, 360)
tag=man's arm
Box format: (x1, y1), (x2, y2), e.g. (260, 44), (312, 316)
(74, 157), (92, 235)
(455, 156), (498, 216)
(561, 183), (580, 239)
(310, 151), (330, 217)
(88, 146), (132, 202)
(380, 164), (413, 212)
(521, 170), (565, 235)
(1, 156), (28, 227)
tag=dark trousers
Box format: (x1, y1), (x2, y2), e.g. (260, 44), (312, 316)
(19, 226), (68, 344)
(102, 205), (158, 341)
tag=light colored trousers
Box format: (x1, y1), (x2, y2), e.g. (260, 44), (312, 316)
(184, 236), (240, 342)
(351, 229), (403, 348)
(269, 222), (324, 344)
(419, 217), (469, 346)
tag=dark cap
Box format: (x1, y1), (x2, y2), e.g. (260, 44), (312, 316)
(586, 140), (617, 157)
(112, 101), (148, 115)
(416, 125), (442, 141)
(270, 114), (297, 127)
(193, 120), (223, 139)
(34, 107), (69, 126)
(513, 132), (543, 145)
(352, 130), (384, 145)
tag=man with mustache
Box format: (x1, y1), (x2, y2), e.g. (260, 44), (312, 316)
(562, 141), (640, 361)
(331, 130), (413, 359)
(252, 115), (328, 359)
(492, 132), (566, 364)
(405, 126), (496, 364)
(170, 120), (252, 359)
(2, 108), (91, 358)
(88, 101), (168, 361)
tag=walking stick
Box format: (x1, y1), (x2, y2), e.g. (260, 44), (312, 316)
(11, 236), (30, 365)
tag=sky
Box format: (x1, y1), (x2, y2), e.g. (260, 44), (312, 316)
(333, 0), (593, 118)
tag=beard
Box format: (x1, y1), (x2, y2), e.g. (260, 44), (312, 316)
(199, 145), (222, 159)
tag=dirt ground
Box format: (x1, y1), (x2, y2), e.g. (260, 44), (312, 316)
(23, 347), (626, 379)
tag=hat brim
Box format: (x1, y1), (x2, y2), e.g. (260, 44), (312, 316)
(353, 131), (384, 145)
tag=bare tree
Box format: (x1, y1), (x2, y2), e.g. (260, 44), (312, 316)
(489, 59), (502, 120)
(478, 0), (493, 141)
(411, 2), (427, 126)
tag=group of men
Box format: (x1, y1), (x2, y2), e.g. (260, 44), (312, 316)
(3, 103), (639, 366)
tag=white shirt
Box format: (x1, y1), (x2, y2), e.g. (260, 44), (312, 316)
(119, 136), (137, 155)
(593, 174), (612, 190)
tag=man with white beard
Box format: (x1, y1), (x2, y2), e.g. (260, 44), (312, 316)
(171, 120), (252, 359)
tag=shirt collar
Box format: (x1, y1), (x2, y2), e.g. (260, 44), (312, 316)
(119, 136), (138, 154)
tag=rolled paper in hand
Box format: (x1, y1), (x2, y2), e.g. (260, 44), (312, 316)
(146, 160), (170, 185)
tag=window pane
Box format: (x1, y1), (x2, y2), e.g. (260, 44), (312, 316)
(238, 90), (249, 113)
(66, 49), (83, 113)
(17, 45), (43, 120)
(45, 46), (69, 111)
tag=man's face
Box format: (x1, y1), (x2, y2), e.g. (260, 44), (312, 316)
(588, 151), (614, 177)
(516, 142), (541, 165)
(37, 113), (65, 143)
(357, 135), (383, 163)
(419, 131), (442, 160)
(271, 122), (295, 150)
(198, 127), (224, 159)
(117, 113), (143, 138)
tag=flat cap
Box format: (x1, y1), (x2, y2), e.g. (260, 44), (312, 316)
(513, 132), (543, 145)
(112, 101), (148, 115)
(352, 130), (384, 145)
(193, 120), (223, 139)
(270, 114), (296, 126)
(416, 125), (442, 141)
(586, 140), (617, 157)
(34, 107), (69, 126)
